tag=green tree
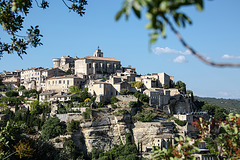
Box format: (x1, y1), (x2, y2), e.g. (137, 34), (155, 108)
(119, 89), (130, 95)
(30, 100), (42, 114)
(175, 81), (186, 94)
(110, 96), (119, 104)
(0, 0), (87, 58)
(65, 68), (73, 75)
(41, 117), (66, 140)
(18, 85), (26, 91)
(67, 120), (80, 132)
(134, 81), (144, 89)
(5, 90), (19, 97)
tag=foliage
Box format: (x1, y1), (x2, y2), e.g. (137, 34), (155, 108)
(0, 121), (22, 159)
(97, 102), (104, 108)
(41, 117), (66, 140)
(134, 81), (144, 89)
(82, 108), (92, 120)
(5, 90), (19, 97)
(67, 120), (80, 132)
(14, 140), (35, 159)
(174, 118), (187, 127)
(60, 140), (85, 160)
(0, 0), (87, 57)
(30, 100), (41, 114)
(65, 68), (73, 75)
(129, 101), (138, 108)
(151, 136), (199, 160)
(195, 96), (240, 114)
(116, 0), (202, 46)
(0, 96), (23, 106)
(201, 103), (229, 120)
(110, 96), (119, 104)
(95, 133), (138, 160)
(163, 84), (168, 89)
(192, 114), (240, 159)
(175, 81), (186, 94)
(119, 89), (130, 95)
(18, 85), (26, 91)
(134, 92), (149, 103)
(68, 85), (80, 94)
(132, 109), (157, 122)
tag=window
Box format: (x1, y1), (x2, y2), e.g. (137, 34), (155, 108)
(52, 81), (54, 84)
(55, 81), (57, 84)
(67, 80), (69, 85)
(63, 80), (65, 84)
(99, 84), (102, 88)
(59, 80), (61, 84)
(48, 81), (50, 84)
(89, 63), (91, 68)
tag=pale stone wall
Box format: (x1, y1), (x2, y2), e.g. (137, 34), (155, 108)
(46, 76), (82, 92)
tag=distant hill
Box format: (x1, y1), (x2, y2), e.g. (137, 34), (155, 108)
(194, 96), (240, 114)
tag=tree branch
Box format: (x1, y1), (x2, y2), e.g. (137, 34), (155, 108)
(163, 17), (240, 67)
(62, 0), (71, 9)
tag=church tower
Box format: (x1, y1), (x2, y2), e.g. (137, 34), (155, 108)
(93, 46), (103, 57)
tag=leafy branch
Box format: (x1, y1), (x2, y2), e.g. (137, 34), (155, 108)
(116, 0), (240, 67)
(0, 0), (87, 58)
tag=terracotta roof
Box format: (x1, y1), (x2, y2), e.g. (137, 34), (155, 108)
(47, 75), (81, 80)
(78, 56), (120, 62)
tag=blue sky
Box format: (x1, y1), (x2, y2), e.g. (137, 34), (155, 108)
(1, 0), (240, 99)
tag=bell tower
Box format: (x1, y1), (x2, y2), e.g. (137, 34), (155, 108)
(93, 46), (103, 57)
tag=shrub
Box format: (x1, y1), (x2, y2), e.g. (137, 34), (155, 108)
(174, 118), (187, 126)
(110, 96), (119, 104)
(119, 89), (130, 95)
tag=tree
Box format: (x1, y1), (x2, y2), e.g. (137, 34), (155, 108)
(0, 0), (87, 58)
(18, 85), (26, 91)
(175, 81), (186, 94)
(5, 90), (19, 97)
(41, 117), (66, 140)
(134, 81), (144, 89)
(30, 100), (41, 114)
(119, 89), (130, 95)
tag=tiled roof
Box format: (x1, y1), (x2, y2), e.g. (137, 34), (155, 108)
(78, 56), (120, 62)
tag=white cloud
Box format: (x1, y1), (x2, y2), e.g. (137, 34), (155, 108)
(222, 54), (240, 59)
(173, 56), (187, 63)
(152, 47), (191, 55)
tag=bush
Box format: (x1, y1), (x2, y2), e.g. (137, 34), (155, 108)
(110, 96), (119, 104)
(174, 118), (187, 126)
(67, 120), (80, 132)
(134, 81), (144, 89)
(129, 101), (138, 108)
(41, 117), (66, 140)
(119, 89), (130, 95)
(5, 90), (19, 97)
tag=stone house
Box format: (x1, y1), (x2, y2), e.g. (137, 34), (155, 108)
(46, 75), (82, 92)
(50, 92), (75, 103)
(143, 88), (170, 107)
(52, 55), (78, 72)
(1, 71), (21, 90)
(39, 90), (58, 102)
(75, 48), (121, 75)
(20, 67), (65, 91)
(88, 79), (131, 102)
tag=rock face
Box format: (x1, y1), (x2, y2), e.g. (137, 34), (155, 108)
(132, 121), (174, 152)
(79, 115), (130, 153)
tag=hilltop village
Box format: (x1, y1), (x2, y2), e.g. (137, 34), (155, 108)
(0, 48), (215, 159)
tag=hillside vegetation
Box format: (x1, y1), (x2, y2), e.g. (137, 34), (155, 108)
(195, 96), (240, 113)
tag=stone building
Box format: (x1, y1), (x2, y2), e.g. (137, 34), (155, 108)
(46, 75), (82, 92)
(87, 78), (131, 102)
(138, 72), (173, 88)
(75, 48), (121, 76)
(144, 88), (171, 107)
(1, 71), (21, 90)
(20, 67), (65, 91)
(53, 55), (78, 72)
